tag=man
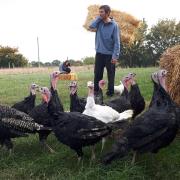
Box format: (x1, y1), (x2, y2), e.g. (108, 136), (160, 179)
(59, 60), (71, 74)
(89, 5), (120, 96)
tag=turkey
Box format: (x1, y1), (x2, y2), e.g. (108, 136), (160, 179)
(69, 80), (105, 113)
(0, 105), (51, 153)
(114, 80), (124, 95)
(83, 81), (133, 152)
(102, 69), (180, 165)
(94, 80), (106, 105)
(69, 81), (86, 113)
(105, 74), (132, 113)
(50, 71), (64, 112)
(12, 83), (39, 114)
(83, 81), (133, 123)
(44, 86), (111, 162)
(40, 86), (131, 162)
(128, 74), (145, 118)
(106, 73), (145, 118)
(29, 71), (64, 153)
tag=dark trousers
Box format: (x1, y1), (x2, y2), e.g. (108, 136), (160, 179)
(94, 52), (115, 94)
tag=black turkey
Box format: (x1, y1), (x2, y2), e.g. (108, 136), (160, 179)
(42, 86), (127, 162)
(0, 105), (51, 153)
(102, 69), (180, 165)
(69, 81), (86, 113)
(128, 74), (145, 118)
(106, 73), (145, 118)
(50, 71), (64, 112)
(105, 75), (132, 113)
(44, 86), (111, 162)
(29, 71), (64, 153)
(12, 83), (39, 114)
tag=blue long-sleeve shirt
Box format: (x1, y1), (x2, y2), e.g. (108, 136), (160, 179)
(89, 16), (120, 59)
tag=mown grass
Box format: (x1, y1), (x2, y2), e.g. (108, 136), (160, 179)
(0, 67), (179, 180)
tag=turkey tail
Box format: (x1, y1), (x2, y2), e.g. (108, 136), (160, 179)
(1, 118), (51, 133)
(117, 110), (133, 121)
(101, 137), (130, 165)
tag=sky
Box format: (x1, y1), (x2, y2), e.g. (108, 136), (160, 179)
(0, 0), (179, 62)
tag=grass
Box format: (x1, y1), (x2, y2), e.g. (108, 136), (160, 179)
(0, 67), (179, 180)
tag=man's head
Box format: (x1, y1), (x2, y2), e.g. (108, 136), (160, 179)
(99, 5), (111, 20)
(64, 60), (70, 67)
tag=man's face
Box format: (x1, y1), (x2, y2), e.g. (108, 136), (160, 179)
(99, 8), (109, 19)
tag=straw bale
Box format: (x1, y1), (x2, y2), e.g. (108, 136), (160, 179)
(83, 5), (141, 44)
(160, 45), (180, 105)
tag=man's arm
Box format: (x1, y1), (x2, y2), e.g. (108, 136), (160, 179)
(88, 16), (102, 32)
(112, 24), (120, 62)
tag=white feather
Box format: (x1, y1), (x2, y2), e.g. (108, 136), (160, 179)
(83, 96), (133, 123)
(114, 81), (124, 95)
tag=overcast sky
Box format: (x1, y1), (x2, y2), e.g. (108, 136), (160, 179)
(0, 0), (179, 62)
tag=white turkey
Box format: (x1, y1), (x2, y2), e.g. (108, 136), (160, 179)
(83, 81), (133, 123)
(114, 81), (124, 95)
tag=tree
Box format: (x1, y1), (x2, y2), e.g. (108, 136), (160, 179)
(146, 19), (180, 65)
(31, 61), (44, 67)
(120, 19), (149, 67)
(44, 62), (52, 67)
(83, 56), (95, 65)
(0, 46), (28, 68)
(51, 59), (61, 66)
(68, 59), (83, 66)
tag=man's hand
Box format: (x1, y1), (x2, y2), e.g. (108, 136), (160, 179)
(111, 59), (118, 64)
(88, 28), (97, 32)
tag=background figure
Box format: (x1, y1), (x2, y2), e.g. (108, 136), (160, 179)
(59, 60), (71, 74)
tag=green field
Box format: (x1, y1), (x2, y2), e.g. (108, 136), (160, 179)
(0, 67), (179, 180)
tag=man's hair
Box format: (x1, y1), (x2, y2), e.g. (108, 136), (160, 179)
(64, 60), (70, 67)
(99, 5), (111, 14)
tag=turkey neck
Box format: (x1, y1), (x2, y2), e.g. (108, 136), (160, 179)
(149, 82), (159, 107)
(50, 77), (58, 91)
(130, 79), (136, 86)
(122, 79), (128, 90)
(121, 80), (129, 98)
(70, 87), (77, 96)
(88, 87), (94, 97)
(159, 77), (166, 91)
(30, 88), (36, 96)
(151, 84), (173, 109)
(70, 90), (79, 108)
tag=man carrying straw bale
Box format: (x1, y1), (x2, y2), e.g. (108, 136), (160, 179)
(88, 5), (120, 97)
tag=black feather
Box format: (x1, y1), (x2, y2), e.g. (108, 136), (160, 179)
(102, 80), (179, 164)
(48, 95), (111, 158)
(12, 92), (36, 114)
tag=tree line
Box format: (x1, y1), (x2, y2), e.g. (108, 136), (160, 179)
(120, 19), (180, 67)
